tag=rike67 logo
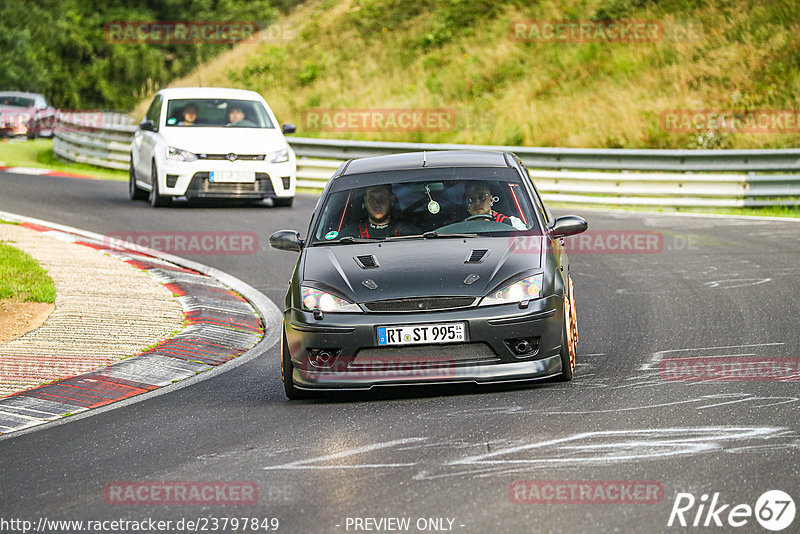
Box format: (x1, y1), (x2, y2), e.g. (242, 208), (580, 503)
(668, 490), (795, 531)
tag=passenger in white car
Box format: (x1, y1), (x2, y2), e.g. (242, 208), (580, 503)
(226, 104), (256, 127)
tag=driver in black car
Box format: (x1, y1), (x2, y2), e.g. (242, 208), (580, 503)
(342, 184), (417, 238)
(465, 183), (512, 224)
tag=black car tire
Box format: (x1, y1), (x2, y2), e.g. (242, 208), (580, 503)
(281, 327), (309, 400)
(272, 197), (294, 208)
(129, 160), (147, 200)
(148, 161), (169, 208)
(558, 278), (577, 381)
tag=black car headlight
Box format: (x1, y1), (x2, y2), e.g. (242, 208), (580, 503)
(301, 286), (360, 313)
(479, 273), (544, 307)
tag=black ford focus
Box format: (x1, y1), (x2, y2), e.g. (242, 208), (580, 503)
(270, 150), (587, 399)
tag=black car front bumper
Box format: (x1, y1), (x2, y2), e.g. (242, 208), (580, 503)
(284, 295), (565, 390)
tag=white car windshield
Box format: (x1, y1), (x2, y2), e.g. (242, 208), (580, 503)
(0, 95), (35, 108)
(164, 98), (274, 128)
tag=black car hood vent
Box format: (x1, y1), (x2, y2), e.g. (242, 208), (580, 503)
(354, 254), (379, 269)
(465, 249), (489, 264)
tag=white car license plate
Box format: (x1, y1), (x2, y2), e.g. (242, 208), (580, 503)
(377, 323), (466, 346)
(209, 171), (256, 183)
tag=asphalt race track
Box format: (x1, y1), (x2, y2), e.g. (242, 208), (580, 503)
(0, 171), (798, 533)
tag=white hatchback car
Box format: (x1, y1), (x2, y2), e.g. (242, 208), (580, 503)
(130, 87), (297, 207)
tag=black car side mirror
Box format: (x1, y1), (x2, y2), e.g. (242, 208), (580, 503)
(269, 230), (304, 252)
(281, 123), (296, 134)
(550, 215), (588, 238)
(138, 119), (155, 132)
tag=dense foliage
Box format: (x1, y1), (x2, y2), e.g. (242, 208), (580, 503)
(0, 0), (282, 109)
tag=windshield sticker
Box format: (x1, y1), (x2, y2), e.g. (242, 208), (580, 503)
(325, 231), (339, 240)
(166, 117), (177, 125)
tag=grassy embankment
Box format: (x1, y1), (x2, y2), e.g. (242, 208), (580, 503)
(155, 0), (800, 150)
(0, 235), (56, 304)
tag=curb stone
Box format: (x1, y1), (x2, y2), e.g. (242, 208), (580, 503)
(0, 216), (266, 435)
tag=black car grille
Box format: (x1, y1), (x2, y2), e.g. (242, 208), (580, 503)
(353, 343), (498, 367)
(186, 172), (274, 198)
(363, 297), (477, 313)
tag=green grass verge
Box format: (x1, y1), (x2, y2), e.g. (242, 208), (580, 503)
(0, 241), (57, 303)
(0, 138), (127, 181)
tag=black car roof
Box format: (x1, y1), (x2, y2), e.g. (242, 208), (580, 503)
(339, 150), (511, 176)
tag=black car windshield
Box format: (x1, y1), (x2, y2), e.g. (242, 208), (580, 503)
(310, 168), (541, 244)
(0, 95), (34, 108)
(164, 98), (274, 128)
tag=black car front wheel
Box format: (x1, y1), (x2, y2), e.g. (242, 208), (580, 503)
(558, 278), (577, 381)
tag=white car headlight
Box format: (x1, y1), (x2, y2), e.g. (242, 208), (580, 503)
(480, 274), (544, 306)
(166, 146), (198, 162)
(301, 286), (360, 313)
(267, 147), (290, 163)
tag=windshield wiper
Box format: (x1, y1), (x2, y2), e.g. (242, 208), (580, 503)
(317, 236), (382, 245)
(385, 231), (480, 241)
(423, 231), (480, 239)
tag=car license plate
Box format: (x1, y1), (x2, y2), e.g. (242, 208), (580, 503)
(209, 171), (255, 183)
(377, 323), (466, 346)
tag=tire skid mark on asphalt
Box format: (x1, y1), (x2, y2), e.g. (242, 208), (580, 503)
(607, 342), (797, 391)
(411, 393), (798, 417)
(639, 342), (785, 372)
(418, 427), (800, 480)
(258, 427), (799, 480)
(261, 438), (426, 470)
(702, 278), (772, 289)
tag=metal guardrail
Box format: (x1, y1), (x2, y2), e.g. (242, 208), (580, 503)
(53, 115), (800, 207)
